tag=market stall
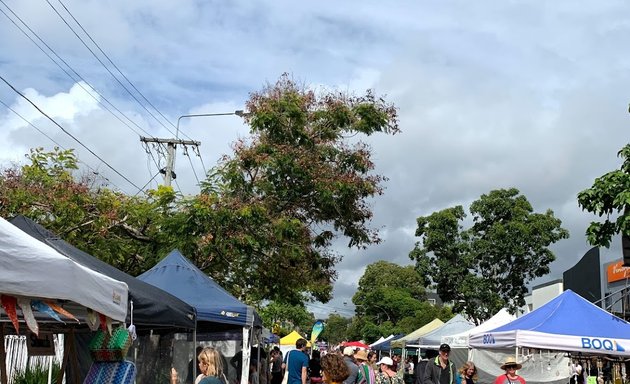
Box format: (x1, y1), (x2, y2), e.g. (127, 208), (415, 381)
(138, 249), (262, 384)
(469, 290), (630, 383)
(9, 216), (197, 383)
(0, 217), (129, 384)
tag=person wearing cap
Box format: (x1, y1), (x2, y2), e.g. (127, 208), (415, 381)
(355, 350), (375, 384)
(422, 343), (455, 384)
(342, 347), (359, 384)
(493, 357), (525, 384)
(375, 356), (403, 384)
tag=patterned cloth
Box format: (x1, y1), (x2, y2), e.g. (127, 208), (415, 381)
(84, 361), (136, 384)
(375, 372), (404, 384)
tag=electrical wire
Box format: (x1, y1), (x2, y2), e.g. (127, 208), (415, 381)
(0, 97), (120, 190)
(134, 171), (162, 197)
(0, 0), (154, 139)
(0, 74), (143, 193)
(51, 0), (187, 138)
(44, 0), (182, 139)
(192, 144), (208, 179)
(183, 145), (201, 185)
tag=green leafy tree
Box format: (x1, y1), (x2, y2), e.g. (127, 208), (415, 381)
(410, 188), (569, 324)
(0, 75), (399, 311)
(0, 147), (168, 275)
(163, 74), (399, 304)
(578, 144), (630, 247)
(353, 261), (426, 325)
(320, 314), (352, 345)
(350, 261), (450, 340)
(258, 301), (314, 336)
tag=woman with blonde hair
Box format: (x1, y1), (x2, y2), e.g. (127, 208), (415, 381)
(196, 347), (227, 384)
(170, 347), (226, 384)
(455, 361), (477, 384)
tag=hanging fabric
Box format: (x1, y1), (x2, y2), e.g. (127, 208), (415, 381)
(17, 297), (38, 335)
(44, 300), (79, 323)
(31, 300), (64, 323)
(1, 295), (20, 334)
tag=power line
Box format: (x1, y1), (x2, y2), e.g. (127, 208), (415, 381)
(0, 74), (143, 193)
(0, 97), (120, 190)
(183, 145), (201, 186)
(0, 0), (154, 139)
(45, 0), (206, 182)
(44, 0), (181, 139)
(134, 171), (162, 197)
(52, 0), (184, 136)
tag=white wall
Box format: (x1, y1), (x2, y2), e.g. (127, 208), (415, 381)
(532, 281), (563, 310)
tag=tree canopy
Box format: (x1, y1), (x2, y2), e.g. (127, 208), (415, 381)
(409, 188), (569, 324)
(162, 75), (399, 304)
(0, 75), (399, 322)
(351, 261), (452, 340)
(578, 144), (630, 248)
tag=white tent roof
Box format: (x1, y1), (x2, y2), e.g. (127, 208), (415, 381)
(370, 334), (395, 348)
(441, 309), (516, 348)
(0, 217), (128, 321)
(408, 314), (475, 348)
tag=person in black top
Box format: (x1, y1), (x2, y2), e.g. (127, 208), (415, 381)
(309, 350), (323, 383)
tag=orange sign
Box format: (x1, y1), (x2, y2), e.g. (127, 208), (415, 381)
(607, 260), (630, 283)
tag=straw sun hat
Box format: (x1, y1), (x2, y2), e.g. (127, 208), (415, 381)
(500, 356), (522, 370)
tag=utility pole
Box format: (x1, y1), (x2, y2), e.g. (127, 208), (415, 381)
(139, 137), (200, 186)
(140, 110), (246, 187)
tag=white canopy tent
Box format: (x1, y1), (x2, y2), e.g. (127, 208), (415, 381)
(370, 334), (395, 348)
(0, 217), (129, 322)
(441, 308), (516, 348)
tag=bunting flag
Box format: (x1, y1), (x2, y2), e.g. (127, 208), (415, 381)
(17, 298), (39, 336)
(32, 300), (65, 323)
(98, 312), (112, 334)
(310, 320), (325, 344)
(86, 309), (99, 331)
(1, 295), (20, 334)
(45, 300), (79, 323)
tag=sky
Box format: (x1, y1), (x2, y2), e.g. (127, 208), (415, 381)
(1, 0), (629, 320)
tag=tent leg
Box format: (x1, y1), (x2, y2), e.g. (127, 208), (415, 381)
(0, 325), (7, 384)
(241, 327), (251, 384)
(193, 325), (197, 383)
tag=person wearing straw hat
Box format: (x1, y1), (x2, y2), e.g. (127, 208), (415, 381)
(355, 350), (375, 384)
(493, 357), (525, 384)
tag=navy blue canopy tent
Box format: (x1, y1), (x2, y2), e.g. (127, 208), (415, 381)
(137, 249), (261, 329)
(138, 249), (262, 384)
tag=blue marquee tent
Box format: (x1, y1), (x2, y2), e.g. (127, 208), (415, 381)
(138, 249), (260, 328)
(470, 289), (630, 356)
(138, 249), (262, 384)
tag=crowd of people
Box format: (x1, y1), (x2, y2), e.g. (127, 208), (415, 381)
(170, 341), (526, 384)
(274, 340), (525, 384)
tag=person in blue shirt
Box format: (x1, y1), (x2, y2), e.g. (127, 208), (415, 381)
(283, 338), (310, 384)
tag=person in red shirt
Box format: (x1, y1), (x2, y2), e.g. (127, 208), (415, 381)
(493, 357), (525, 384)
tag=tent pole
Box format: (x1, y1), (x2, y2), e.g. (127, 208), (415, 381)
(193, 320), (197, 383)
(0, 324), (7, 384)
(241, 326), (251, 384)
